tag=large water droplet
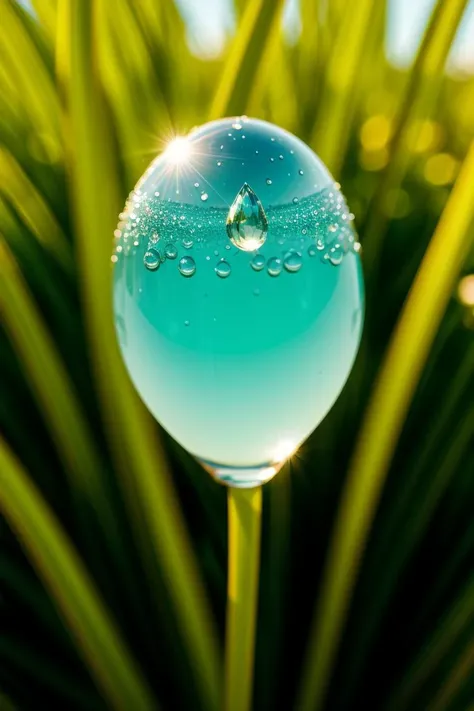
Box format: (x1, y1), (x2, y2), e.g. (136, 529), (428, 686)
(215, 260), (231, 278)
(267, 257), (282, 277)
(226, 183), (268, 252)
(251, 254), (265, 271)
(144, 249), (160, 271)
(284, 251), (303, 273)
(178, 256), (196, 277)
(182, 237), (194, 248)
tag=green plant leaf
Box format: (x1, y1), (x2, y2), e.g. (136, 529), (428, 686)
(67, 3), (222, 710)
(0, 439), (157, 711)
(296, 141), (474, 711)
(209, 0), (286, 119)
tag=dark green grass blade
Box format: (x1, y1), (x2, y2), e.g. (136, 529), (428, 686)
(296, 141), (474, 711)
(0, 439), (157, 711)
(66, 3), (221, 709)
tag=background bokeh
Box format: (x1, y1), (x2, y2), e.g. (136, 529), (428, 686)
(1, 1), (473, 710)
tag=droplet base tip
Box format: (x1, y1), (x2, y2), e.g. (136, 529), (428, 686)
(198, 459), (282, 488)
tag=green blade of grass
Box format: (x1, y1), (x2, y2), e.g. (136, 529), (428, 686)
(428, 639), (474, 711)
(0, 439), (157, 711)
(0, 240), (109, 511)
(336, 404), (474, 707)
(296, 140), (474, 711)
(31, 0), (58, 40)
(209, 0), (286, 119)
(0, 0), (61, 139)
(225, 487), (263, 711)
(0, 149), (72, 273)
(362, 0), (470, 269)
(387, 577), (474, 711)
(67, 3), (221, 709)
(311, 0), (378, 175)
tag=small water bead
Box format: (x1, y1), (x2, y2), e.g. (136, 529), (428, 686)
(182, 237), (194, 248)
(270, 157), (275, 163)
(299, 169), (304, 175)
(217, 161), (222, 167)
(253, 288), (260, 296)
(329, 247), (344, 266)
(267, 257), (282, 277)
(201, 193), (209, 202)
(111, 254), (118, 263)
(194, 182), (200, 188)
(165, 243), (177, 259)
(178, 256), (196, 277)
(266, 179), (272, 185)
(284, 252), (303, 273)
(225, 244), (231, 250)
(184, 320), (190, 326)
(293, 197), (299, 204)
(316, 238), (325, 251)
(279, 155), (284, 160)
(308, 245), (317, 257)
(144, 249), (160, 271)
(154, 191), (160, 197)
(353, 242), (362, 253)
(232, 122), (242, 130)
(251, 254), (266, 271)
(328, 224), (338, 233)
(215, 260), (231, 278)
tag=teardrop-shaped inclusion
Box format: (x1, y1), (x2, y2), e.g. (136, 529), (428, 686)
(226, 183), (268, 252)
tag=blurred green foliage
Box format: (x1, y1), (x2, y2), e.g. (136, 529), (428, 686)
(0, 1), (473, 710)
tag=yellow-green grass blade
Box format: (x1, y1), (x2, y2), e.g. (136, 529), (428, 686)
(225, 487), (263, 711)
(93, 0), (171, 182)
(0, 439), (157, 711)
(427, 639), (474, 711)
(209, 0), (286, 120)
(0, 240), (110, 511)
(248, 30), (299, 131)
(67, 3), (221, 709)
(362, 0), (470, 267)
(387, 577), (474, 711)
(0, 0), (61, 140)
(31, 0), (58, 40)
(0, 149), (72, 274)
(296, 140), (474, 711)
(311, 0), (378, 176)
(335, 403), (474, 707)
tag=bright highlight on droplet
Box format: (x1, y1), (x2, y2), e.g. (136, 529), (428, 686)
(272, 439), (298, 463)
(164, 136), (191, 165)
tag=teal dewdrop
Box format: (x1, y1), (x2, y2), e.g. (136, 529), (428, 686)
(113, 117), (364, 487)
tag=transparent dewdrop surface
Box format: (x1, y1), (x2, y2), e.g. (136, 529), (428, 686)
(113, 117), (364, 487)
